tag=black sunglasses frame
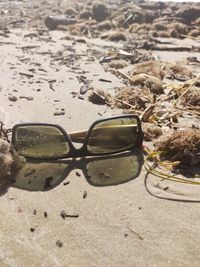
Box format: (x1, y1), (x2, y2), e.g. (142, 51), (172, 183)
(11, 114), (144, 160)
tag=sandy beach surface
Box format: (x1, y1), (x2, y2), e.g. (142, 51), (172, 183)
(0, 1), (200, 266)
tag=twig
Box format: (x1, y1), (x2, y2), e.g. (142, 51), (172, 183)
(111, 69), (133, 84)
(19, 72), (34, 78)
(127, 225), (143, 240)
(99, 78), (112, 83)
(114, 97), (136, 109)
(140, 104), (155, 122)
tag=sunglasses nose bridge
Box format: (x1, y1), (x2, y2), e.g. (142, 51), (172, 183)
(70, 144), (88, 158)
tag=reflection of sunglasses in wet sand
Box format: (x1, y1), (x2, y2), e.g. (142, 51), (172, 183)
(12, 149), (144, 191)
(12, 115), (144, 159)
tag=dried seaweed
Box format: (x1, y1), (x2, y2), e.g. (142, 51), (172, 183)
(0, 138), (14, 181)
(101, 31), (127, 41)
(165, 63), (193, 81)
(108, 60), (128, 69)
(114, 87), (152, 111)
(156, 129), (200, 165)
(182, 88), (200, 107)
(131, 61), (165, 80)
(131, 74), (164, 94)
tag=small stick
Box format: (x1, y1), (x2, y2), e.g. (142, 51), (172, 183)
(127, 225), (143, 240)
(111, 69), (133, 84)
(114, 97), (136, 109)
(19, 72), (34, 78)
(140, 104), (155, 122)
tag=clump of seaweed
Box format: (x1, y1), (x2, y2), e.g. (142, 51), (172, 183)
(108, 60), (128, 69)
(101, 31), (127, 41)
(182, 88), (200, 107)
(0, 139), (13, 179)
(96, 20), (113, 31)
(131, 61), (165, 80)
(164, 63), (193, 81)
(155, 129), (200, 165)
(129, 23), (153, 34)
(0, 124), (14, 182)
(114, 87), (151, 111)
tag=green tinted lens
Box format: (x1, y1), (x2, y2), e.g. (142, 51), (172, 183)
(87, 117), (139, 154)
(14, 125), (70, 158)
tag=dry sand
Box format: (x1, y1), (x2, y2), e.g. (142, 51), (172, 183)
(0, 1), (200, 267)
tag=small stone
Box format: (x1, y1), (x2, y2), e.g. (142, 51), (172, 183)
(63, 181), (70, 186)
(78, 95), (84, 100)
(60, 210), (67, 220)
(33, 209), (37, 215)
(164, 186), (169, 191)
(54, 111), (65, 116)
(19, 96), (34, 101)
(17, 207), (23, 213)
(8, 95), (18, 102)
(83, 191), (87, 199)
(56, 240), (63, 248)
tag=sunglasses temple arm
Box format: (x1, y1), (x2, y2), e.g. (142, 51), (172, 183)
(69, 125), (139, 143)
(69, 130), (87, 143)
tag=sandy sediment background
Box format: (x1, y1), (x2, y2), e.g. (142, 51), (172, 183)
(0, 1), (200, 266)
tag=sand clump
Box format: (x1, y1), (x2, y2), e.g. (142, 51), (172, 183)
(156, 129), (200, 165)
(143, 123), (163, 141)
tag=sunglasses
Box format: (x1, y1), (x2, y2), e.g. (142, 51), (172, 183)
(11, 115), (143, 159)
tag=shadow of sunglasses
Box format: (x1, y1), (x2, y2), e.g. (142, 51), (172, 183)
(10, 149), (144, 191)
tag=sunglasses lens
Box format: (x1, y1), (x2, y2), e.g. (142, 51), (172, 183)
(13, 125), (70, 158)
(87, 117), (139, 154)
